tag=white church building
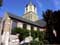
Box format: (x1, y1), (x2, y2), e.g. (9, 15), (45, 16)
(0, 0), (46, 45)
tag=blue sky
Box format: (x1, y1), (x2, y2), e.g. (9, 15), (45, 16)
(0, 0), (60, 19)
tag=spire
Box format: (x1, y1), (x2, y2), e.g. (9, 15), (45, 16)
(29, 0), (32, 5)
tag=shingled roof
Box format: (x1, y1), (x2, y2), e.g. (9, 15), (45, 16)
(7, 12), (46, 28)
(35, 19), (46, 27)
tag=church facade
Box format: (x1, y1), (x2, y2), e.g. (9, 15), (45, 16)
(0, 1), (46, 45)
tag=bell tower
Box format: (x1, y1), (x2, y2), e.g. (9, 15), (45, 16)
(25, 0), (37, 14)
(23, 0), (38, 21)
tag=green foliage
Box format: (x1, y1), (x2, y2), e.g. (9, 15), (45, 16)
(30, 40), (40, 45)
(39, 31), (45, 41)
(30, 40), (45, 45)
(31, 30), (38, 39)
(43, 10), (54, 44)
(12, 27), (29, 38)
(12, 27), (46, 44)
(43, 10), (60, 44)
(0, 0), (2, 6)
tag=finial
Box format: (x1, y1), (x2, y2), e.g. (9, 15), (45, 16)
(29, 0), (32, 5)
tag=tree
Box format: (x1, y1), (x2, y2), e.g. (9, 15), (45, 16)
(43, 10), (60, 44)
(43, 9), (56, 44)
(53, 10), (60, 43)
(0, 0), (3, 6)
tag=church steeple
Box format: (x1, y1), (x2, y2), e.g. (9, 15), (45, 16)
(25, 0), (37, 14)
(29, 0), (32, 5)
(23, 0), (38, 21)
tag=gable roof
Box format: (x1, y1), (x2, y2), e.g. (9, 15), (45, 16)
(7, 12), (46, 28)
(35, 19), (46, 27)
